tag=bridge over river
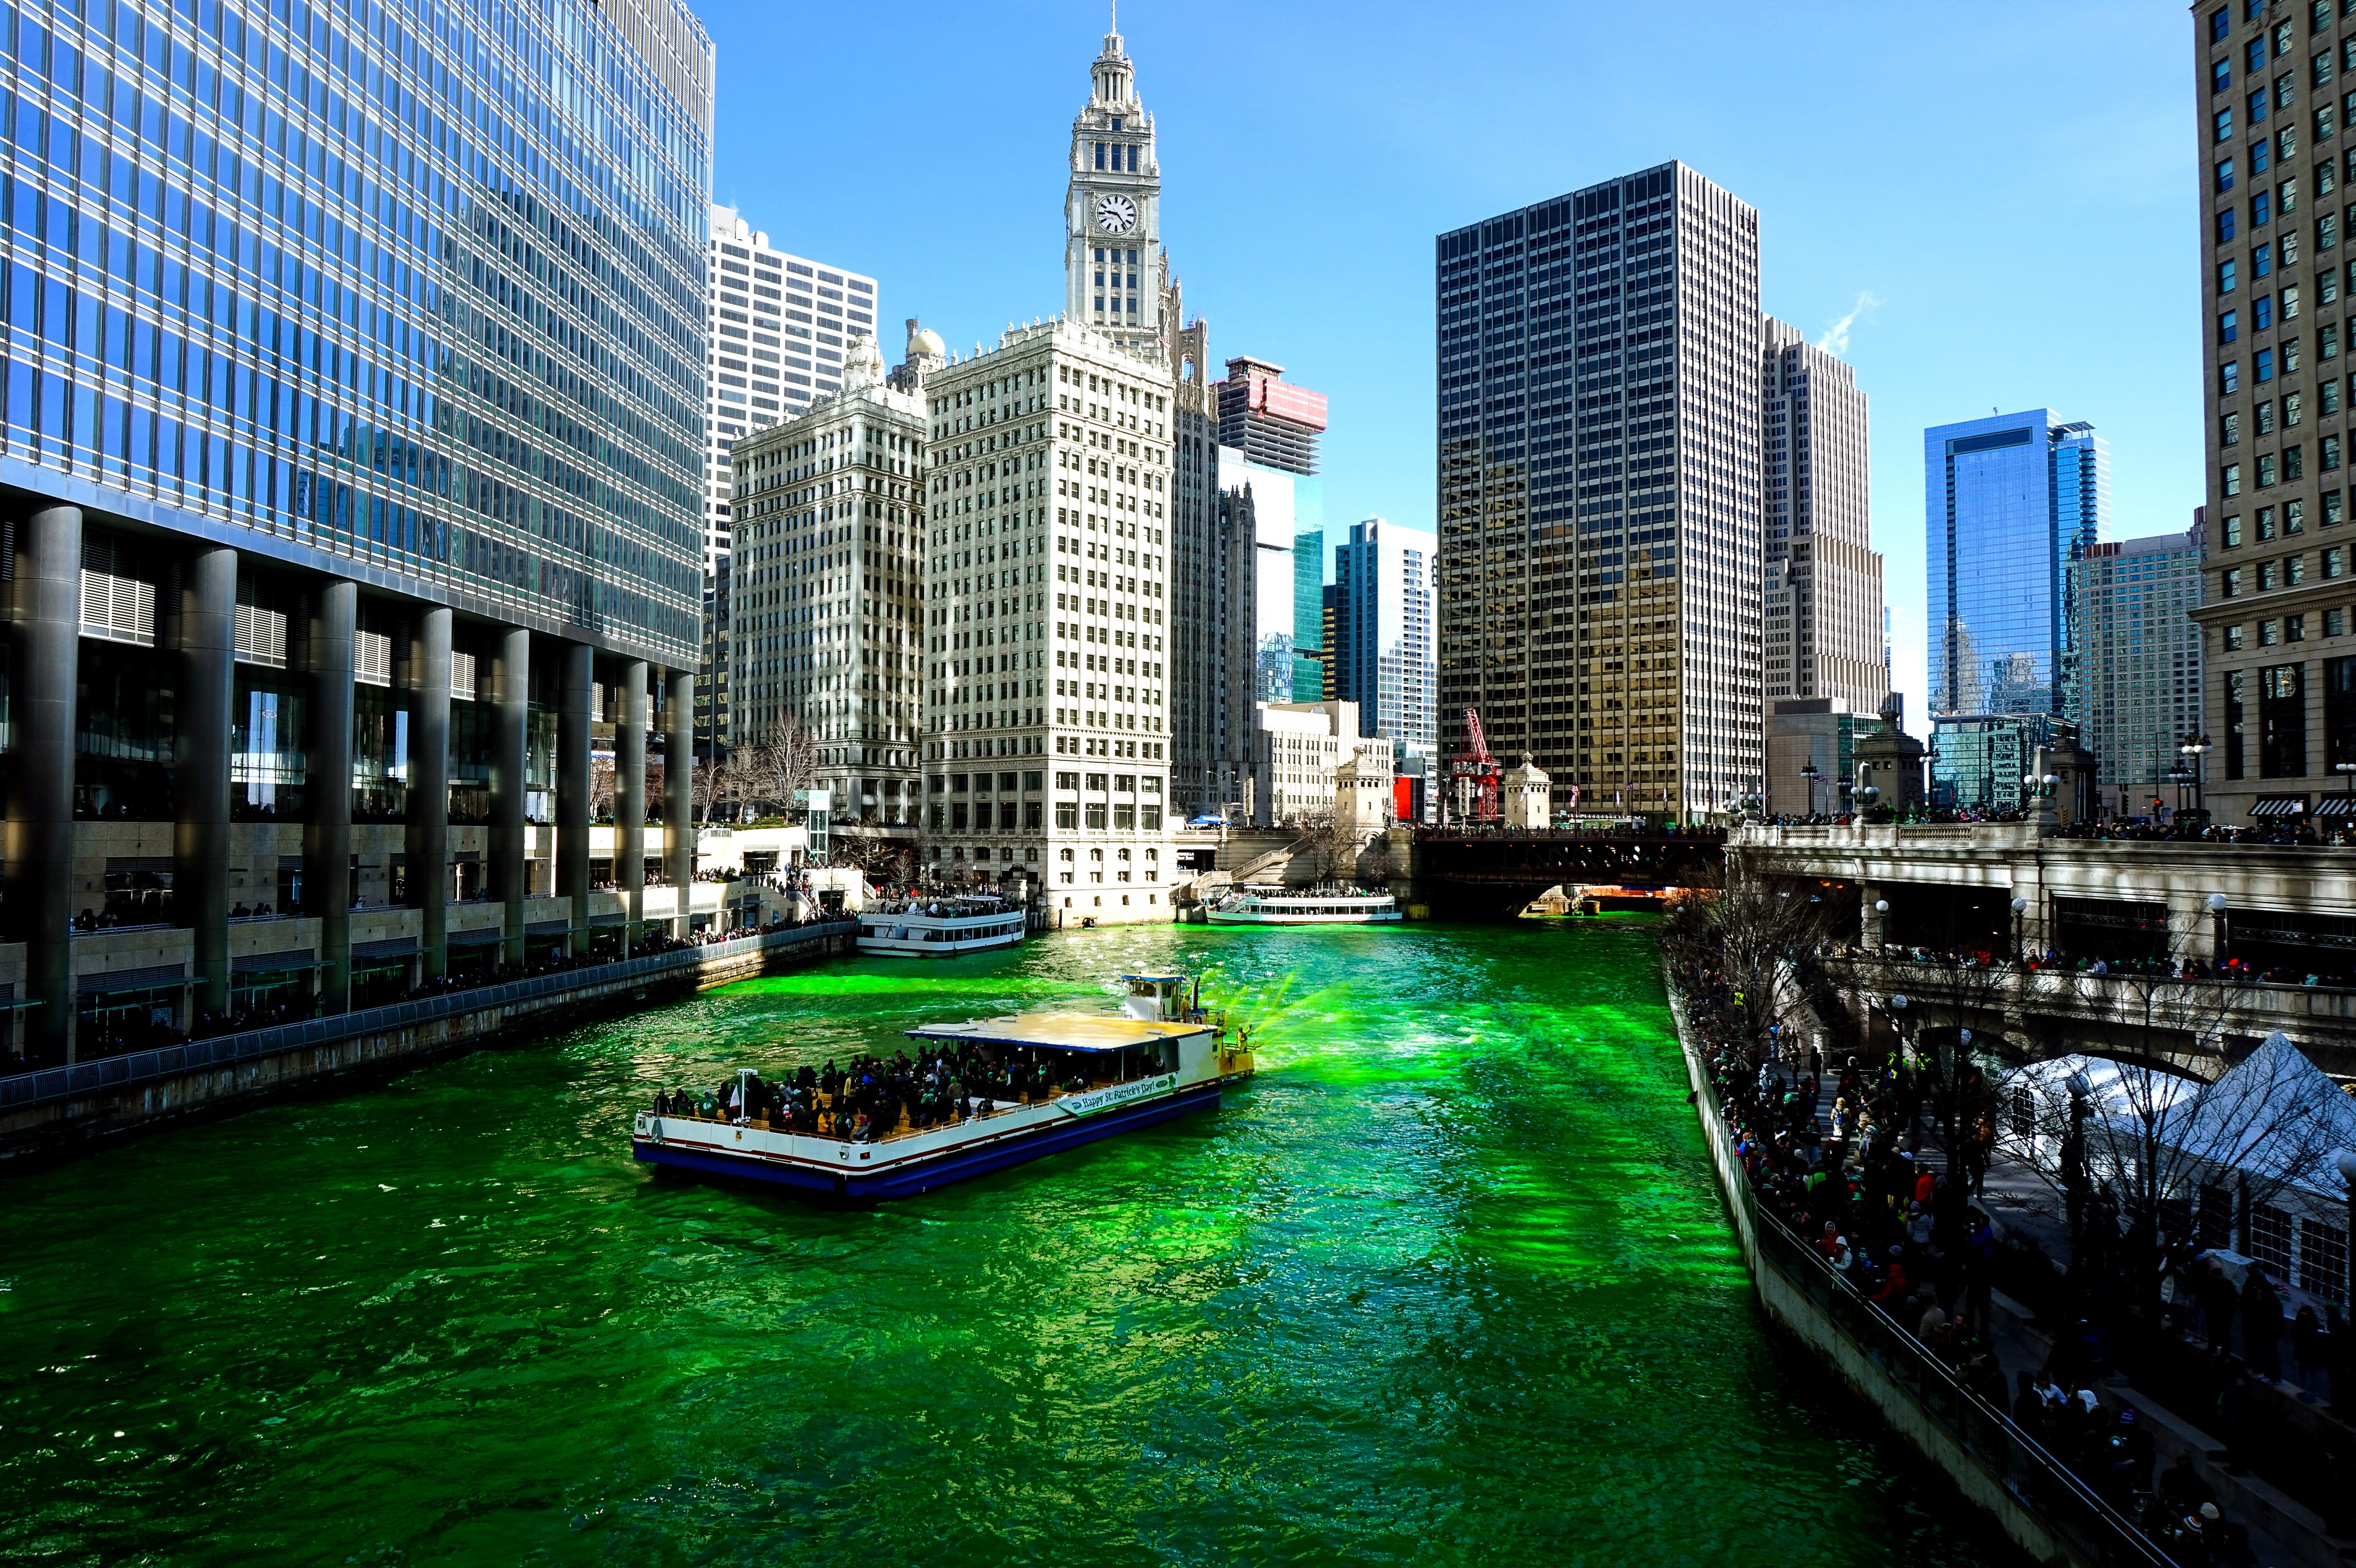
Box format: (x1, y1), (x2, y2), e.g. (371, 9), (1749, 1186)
(1398, 825), (1728, 920)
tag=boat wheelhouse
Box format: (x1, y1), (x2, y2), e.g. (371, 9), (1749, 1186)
(629, 974), (1253, 1199)
(856, 895), (1027, 957)
(1205, 886), (1402, 926)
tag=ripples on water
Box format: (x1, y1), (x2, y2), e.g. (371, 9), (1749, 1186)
(0, 921), (2020, 1566)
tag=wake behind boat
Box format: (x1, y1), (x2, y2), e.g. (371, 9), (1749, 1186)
(630, 974), (1255, 1199)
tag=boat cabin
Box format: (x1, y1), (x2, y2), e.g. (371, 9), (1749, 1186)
(906, 1013), (1215, 1093)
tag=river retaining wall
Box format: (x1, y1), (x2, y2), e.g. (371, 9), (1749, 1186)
(0, 922), (856, 1165)
(1672, 994), (2166, 1568)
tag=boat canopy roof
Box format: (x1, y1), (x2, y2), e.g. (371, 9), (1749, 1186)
(1121, 973), (1184, 984)
(906, 1012), (1212, 1053)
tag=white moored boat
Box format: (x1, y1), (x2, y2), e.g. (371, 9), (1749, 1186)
(1205, 885), (1402, 926)
(857, 894), (1027, 957)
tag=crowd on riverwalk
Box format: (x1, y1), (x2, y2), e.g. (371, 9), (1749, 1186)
(653, 1041), (1091, 1143)
(1675, 961), (2274, 1566)
(1877, 941), (2356, 993)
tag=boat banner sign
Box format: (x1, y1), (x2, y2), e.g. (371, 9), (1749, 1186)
(1056, 1073), (1179, 1119)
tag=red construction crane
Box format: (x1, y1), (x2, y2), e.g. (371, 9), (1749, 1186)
(1450, 707), (1504, 823)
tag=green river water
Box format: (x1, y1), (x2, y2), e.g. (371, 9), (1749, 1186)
(0, 921), (2019, 1566)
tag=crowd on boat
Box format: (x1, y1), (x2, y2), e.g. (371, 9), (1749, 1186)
(1679, 971), (2271, 1566)
(650, 1043), (1096, 1143)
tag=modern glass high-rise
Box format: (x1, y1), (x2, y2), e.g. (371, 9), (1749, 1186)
(1924, 411), (2108, 716)
(0, 0), (713, 1062)
(1292, 527), (1325, 701)
(1331, 518), (1438, 787)
(1438, 163), (1764, 822)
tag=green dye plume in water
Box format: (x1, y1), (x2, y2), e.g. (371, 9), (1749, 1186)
(0, 923), (2021, 1566)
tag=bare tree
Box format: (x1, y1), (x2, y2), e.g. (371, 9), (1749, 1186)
(1292, 805), (1368, 885)
(590, 753), (616, 823)
(833, 829), (908, 884)
(692, 755), (736, 826)
(1991, 955), (2315, 1306)
(739, 717), (822, 818)
(1661, 859), (1834, 1059)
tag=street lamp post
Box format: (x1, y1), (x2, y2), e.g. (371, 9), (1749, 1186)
(1801, 763), (1821, 818)
(2064, 1070), (2093, 1266)
(2011, 894), (2029, 964)
(2337, 1149), (2356, 1417)
(2180, 735), (2212, 812)
(1873, 897), (1891, 950)
(2207, 891), (2229, 967)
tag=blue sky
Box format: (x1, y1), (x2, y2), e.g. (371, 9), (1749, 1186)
(700, 1), (2198, 721)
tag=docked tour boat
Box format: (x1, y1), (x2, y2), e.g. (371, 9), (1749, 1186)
(1205, 885), (1402, 926)
(856, 894), (1027, 957)
(628, 974), (1255, 1200)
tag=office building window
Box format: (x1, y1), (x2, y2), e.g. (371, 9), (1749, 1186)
(2227, 669), (2249, 778)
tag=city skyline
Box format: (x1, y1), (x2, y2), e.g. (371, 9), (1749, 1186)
(694, 0), (2202, 726)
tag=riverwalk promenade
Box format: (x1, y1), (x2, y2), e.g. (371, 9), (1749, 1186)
(1675, 980), (2356, 1568)
(0, 918), (856, 1164)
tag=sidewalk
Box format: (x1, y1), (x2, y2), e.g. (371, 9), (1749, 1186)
(1769, 1054), (2351, 1568)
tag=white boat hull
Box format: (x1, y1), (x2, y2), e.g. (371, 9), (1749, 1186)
(857, 929), (1026, 957)
(1205, 909), (1402, 925)
(855, 908), (1027, 957)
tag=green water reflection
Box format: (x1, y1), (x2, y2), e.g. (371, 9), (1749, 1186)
(0, 921), (2019, 1565)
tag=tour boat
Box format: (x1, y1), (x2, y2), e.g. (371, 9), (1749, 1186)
(1205, 886), (1402, 926)
(628, 974), (1255, 1200)
(855, 895), (1027, 957)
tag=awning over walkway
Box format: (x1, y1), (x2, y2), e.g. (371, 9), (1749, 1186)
(350, 939), (423, 966)
(2248, 795), (2309, 818)
(231, 950), (330, 975)
(77, 965), (188, 996)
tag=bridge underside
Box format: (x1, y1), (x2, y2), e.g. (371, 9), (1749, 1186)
(1409, 835), (1726, 921)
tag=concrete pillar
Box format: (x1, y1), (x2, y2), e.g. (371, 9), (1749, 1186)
(491, 626), (530, 970)
(6, 504), (81, 1061)
(663, 669), (696, 933)
(556, 641), (593, 958)
(1859, 879), (1886, 949)
(176, 544), (236, 1023)
(305, 580), (355, 1013)
(617, 659), (648, 953)
(406, 607), (451, 980)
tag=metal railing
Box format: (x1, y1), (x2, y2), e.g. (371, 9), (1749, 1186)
(1690, 1055), (2174, 1568)
(0, 921), (855, 1114)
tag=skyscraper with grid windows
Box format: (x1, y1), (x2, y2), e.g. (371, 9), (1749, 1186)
(1436, 163), (1763, 822)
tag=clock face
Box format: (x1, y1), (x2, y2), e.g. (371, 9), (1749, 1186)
(1094, 193), (1139, 234)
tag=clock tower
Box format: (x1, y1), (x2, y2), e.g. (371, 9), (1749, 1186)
(1066, 19), (1163, 357)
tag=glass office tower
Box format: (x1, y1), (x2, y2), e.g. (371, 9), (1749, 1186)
(1331, 517), (1438, 790)
(0, 0), (714, 1063)
(1924, 411), (2108, 716)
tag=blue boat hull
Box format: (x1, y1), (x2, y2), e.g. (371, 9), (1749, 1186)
(631, 1080), (1230, 1200)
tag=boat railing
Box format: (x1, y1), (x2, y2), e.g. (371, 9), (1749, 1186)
(650, 1077), (1143, 1148)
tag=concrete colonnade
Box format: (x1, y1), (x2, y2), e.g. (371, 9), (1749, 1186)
(1, 510), (696, 1066)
